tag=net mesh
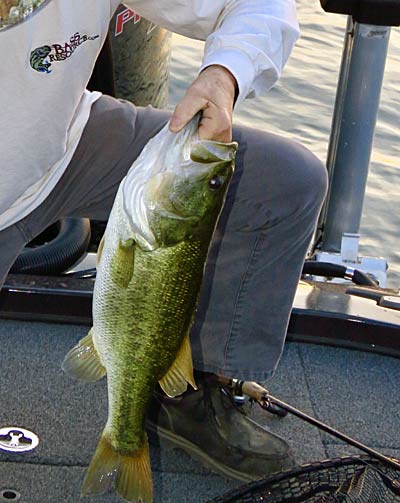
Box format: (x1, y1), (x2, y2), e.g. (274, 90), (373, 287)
(211, 456), (400, 503)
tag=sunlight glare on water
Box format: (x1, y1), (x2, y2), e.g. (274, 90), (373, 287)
(168, 0), (400, 288)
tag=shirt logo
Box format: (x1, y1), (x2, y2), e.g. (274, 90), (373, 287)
(30, 31), (99, 74)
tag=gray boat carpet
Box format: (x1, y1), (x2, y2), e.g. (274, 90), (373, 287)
(0, 320), (398, 502)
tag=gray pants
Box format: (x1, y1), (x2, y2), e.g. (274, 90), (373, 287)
(0, 96), (327, 381)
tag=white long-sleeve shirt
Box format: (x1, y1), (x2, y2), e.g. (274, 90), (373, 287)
(0, 0), (299, 231)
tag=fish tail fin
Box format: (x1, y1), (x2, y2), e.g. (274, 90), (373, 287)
(81, 431), (118, 496)
(62, 328), (106, 382)
(116, 436), (153, 503)
(82, 431), (153, 503)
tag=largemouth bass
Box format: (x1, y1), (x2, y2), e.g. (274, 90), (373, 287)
(62, 115), (237, 503)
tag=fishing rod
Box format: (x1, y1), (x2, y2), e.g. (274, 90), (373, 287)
(216, 375), (400, 474)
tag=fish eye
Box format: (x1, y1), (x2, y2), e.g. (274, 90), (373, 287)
(208, 176), (223, 190)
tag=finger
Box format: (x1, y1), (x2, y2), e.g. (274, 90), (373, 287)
(169, 94), (207, 133)
(198, 104), (232, 142)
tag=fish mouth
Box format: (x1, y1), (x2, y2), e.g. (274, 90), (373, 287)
(189, 140), (238, 164)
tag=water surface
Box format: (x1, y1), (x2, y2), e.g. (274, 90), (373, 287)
(168, 1), (400, 287)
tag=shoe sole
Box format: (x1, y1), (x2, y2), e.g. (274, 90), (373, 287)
(146, 420), (264, 483)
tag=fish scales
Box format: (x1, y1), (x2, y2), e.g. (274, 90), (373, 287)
(97, 232), (208, 454)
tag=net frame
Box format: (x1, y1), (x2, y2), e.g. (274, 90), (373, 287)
(210, 455), (400, 503)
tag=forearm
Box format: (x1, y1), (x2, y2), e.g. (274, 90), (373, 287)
(200, 0), (300, 102)
(123, 0), (300, 102)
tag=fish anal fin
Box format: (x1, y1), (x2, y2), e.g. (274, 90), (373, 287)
(159, 334), (197, 397)
(62, 329), (106, 382)
(81, 431), (153, 503)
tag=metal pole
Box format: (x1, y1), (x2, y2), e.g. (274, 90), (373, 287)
(320, 18), (391, 252)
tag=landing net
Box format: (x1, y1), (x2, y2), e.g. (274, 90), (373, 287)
(211, 456), (400, 503)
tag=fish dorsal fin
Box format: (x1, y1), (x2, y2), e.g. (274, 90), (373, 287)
(96, 235), (105, 266)
(62, 329), (106, 382)
(159, 334), (197, 397)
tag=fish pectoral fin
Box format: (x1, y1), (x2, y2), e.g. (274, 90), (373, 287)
(159, 334), (197, 397)
(82, 431), (153, 503)
(62, 329), (106, 382)
(110, 239), (136, 288)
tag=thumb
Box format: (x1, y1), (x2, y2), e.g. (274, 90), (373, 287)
(169, 95), (206, 132)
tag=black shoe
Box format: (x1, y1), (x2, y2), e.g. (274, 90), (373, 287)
(146, 374), (295, 482)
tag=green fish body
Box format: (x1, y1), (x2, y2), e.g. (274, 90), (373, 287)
(63, 116), (237, 502)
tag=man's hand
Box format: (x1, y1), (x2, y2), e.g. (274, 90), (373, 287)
(169, 65), (238, 142)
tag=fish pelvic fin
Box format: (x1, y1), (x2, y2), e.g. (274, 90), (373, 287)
(159, 334), (198, 397)
(81, 432), (153, 503)
(62, 329), (106, 382)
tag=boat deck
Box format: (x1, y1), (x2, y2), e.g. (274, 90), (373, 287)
(0, 318), (399, 502)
